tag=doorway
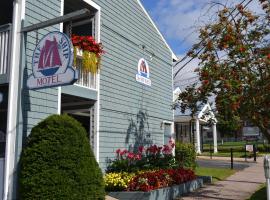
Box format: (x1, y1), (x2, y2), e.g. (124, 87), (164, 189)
(0, 84), (8, 197)
(61, 94), (96, 150)
(164, 123), (172, 145)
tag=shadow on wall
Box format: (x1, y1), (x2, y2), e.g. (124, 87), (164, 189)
(125, 109), (153, 151)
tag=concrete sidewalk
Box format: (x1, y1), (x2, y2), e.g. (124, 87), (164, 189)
(179, 157), (265, 200)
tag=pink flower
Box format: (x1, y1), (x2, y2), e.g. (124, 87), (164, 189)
(162, 144), (172, 155)
(116, 149), (121, 154)
(127, 152), (135, 159)
(169, 137), (175, 148)
(120, 149), (128, 156)
(135, 154), (142, 160)
(138, 146), (144, 153)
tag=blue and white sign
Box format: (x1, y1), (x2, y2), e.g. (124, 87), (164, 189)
(136, 58), (151, 86)
(27, 31), (78, 89)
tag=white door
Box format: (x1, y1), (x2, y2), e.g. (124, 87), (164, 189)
(164, 123), (172, 145)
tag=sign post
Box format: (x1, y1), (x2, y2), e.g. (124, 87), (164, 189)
(264, 155), (270, 200)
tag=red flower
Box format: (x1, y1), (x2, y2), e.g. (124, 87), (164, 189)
(127, 152), (135, 159)
(120, 149), (128, 156)
(138, 146), (144, 153)
(127, 168), (196, 192)
(71, 34), (104, 57)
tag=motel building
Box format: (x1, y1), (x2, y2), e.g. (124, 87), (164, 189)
(0, 0), (177, 199)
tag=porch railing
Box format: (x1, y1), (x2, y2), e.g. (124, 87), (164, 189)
(74, 53), (97, 89)
(0, 24), (11, 75)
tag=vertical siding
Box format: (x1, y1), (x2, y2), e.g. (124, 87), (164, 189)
(22, 0), (61, 136)
(93, 0), (173, 170)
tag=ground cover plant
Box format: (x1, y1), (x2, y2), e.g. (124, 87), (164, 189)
(248, 183), (266, 200)
(195, 167), (235, 183)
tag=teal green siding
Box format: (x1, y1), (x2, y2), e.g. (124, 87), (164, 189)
(18, 0), (173, 173)
(21, 0), (61, 136)
(11, 1), (62, 198)
(93, 0), (173, 170)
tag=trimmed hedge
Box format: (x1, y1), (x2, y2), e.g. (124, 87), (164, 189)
(175, 142), (196, 169)
(19, 114), (105, 200)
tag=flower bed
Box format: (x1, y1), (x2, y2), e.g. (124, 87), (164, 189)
(108, 178), (205, 200)
(106, 140), (176, 173)
(104, 168), (196, 192)
(104, 140), (203, 199)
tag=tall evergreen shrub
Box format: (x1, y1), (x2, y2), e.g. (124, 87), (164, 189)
(19, 114), (105, 200)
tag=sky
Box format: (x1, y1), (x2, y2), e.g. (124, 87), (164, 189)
(140, 0), (262, 89)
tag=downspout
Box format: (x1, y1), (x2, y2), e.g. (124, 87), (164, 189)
(3, 0), (24, 199)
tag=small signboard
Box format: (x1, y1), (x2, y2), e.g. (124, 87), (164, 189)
(136, 58), (151, 86)
(27, 31), (78, 89)
(246, 144), (254, 152)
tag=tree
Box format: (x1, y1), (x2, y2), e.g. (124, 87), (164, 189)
(176, 1), (270, 140)
(19, 114), (105, 200)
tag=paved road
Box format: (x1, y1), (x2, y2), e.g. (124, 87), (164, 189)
(197, 159), (254, 170)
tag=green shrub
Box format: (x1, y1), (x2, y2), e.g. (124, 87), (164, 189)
(19, 114), (105, 200)
(175, 142), (196, 169)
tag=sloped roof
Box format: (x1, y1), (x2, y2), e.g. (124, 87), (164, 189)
(173, 88), (217, 123)
(137, 0), (178, 61)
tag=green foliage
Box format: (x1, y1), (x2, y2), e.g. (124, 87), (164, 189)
(176, 1), (270, 141)
(195, 167), (235, 183)
(175, 142), (196, 169)
(107, 143), (178, 173)
(248, 184), (266, 200)
(19, 114), (105, 200)
(217, 114), (242, 137)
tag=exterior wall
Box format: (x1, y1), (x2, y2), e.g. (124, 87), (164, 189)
(7, 1), (173, 194)
(12, 1), (61, 197)
(21, 0), (61, 136)
(93, 0), (174, 170)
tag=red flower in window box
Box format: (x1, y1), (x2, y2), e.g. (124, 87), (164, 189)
(71, 34), (104, 74)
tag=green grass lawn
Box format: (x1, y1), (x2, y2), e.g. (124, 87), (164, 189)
(201, 141), (268, 158)
(200, 151), (255, 158)
(247, 183), (266, 200)
(195, 167), (236, 183)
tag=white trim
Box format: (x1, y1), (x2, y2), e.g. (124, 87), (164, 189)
(137, 0), (178, 61)
(3, 0), (25, 199)
(57, 0), (64, 115)
(82, 0), (101, 162)
(94, 5), (101, 163)
(84, 0), (101, 11)
(195, 118), (201, 154)
(197, 103), (217, 123)
(74, 83), (98, 91)
(212, 123), (218, 153)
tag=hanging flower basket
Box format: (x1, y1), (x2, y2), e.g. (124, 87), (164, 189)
(71, 34), (104, 74)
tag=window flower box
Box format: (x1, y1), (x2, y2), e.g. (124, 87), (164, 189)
(71, 35), (104, 74)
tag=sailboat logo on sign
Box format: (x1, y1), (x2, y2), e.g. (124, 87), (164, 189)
(27, 31), (78, 89)
(136, 58), (151, 86)
(37, 37), (63, 76)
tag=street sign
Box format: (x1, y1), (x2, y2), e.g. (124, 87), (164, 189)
(246, 144), (253, 152)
